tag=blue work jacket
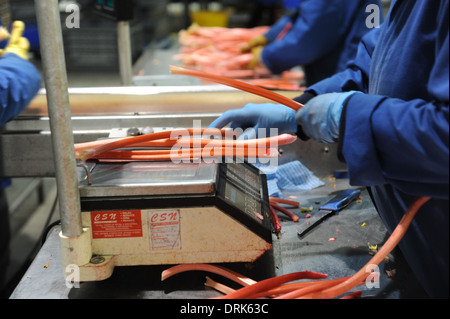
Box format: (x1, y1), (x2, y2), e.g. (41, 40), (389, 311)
(0, 53), (41, 189)
(262, 0), (383, 85)
(304, 0), (449, 298)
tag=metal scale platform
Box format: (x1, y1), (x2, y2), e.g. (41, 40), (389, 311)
(69, 160), (273, 281)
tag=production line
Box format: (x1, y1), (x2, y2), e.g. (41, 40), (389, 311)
(1, 0), (447, 300)
(6, 71), (407, 299)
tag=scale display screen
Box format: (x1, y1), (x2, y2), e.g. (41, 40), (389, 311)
(222, 162), (266, 224)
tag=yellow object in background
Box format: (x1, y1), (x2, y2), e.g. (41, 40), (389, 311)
(191, 10), (229, 27)
(248, 45), (263, 69)
(241, 35), (268, 52)
(1, 21), (30, 60)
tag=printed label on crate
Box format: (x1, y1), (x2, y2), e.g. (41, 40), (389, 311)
(148, 209), (181, 250)
(91, 210), (143, 239)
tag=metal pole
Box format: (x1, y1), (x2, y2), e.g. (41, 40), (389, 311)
(34, 0), (82, 237)
(0, 0), (11, 28)
(117, 21), (133, 86)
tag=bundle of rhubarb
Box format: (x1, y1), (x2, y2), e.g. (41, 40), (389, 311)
(161, 196), (430, 299)
(74, 128), (297, 162)
(173, 24), (305, 90)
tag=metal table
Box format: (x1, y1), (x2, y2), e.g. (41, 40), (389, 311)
(9, 140), (427, 299)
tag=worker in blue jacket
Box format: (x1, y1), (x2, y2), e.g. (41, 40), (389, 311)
(244, 0), (383, 85)
(0, 21), (41, 296)
(211, 0), (449, 298)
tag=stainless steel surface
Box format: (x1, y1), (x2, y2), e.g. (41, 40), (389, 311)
(0, 132), (108, 178)
(34, 0), (82, 237)
(5, 111), (223, 131)
(117, 21), (133, 86)
(78, 161), (218, 198)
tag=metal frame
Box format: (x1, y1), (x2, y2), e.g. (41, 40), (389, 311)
(34, 0), (82, 237)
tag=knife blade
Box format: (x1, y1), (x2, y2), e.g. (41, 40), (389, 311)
(297, 189), (361, 239)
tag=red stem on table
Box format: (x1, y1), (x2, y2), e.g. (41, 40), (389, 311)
(270, 202), (299, 222)
(174, 133), (296, 148)
(215, 271), (327, 299)
(161, 198), (430, 300)
(269, 197), (300, 207)
(92, 147), (279, 161)
(75, 128), (296, 161)
(246, 282), (315, 299)
(301, 196), (431, 299)
(204, 276), (236, 295)
(274, 277), (365, 299)
(269, 205), (282, 235)
(339, 290), (362, 299)
(161, 263), (257, 287)
(74, 128), (229, 152)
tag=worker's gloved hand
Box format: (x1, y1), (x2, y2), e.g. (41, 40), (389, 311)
(296, 91), (360, 143)
(241, 35), (268, 52)
(248, 46), (264, 69)
(2, 21), (30, 60)
(209, 103), (297, 139)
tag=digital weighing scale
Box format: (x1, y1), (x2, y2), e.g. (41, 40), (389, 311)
(61, 160), (273, 281)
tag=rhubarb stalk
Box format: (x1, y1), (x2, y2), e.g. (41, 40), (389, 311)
(170, 65), (303, 111)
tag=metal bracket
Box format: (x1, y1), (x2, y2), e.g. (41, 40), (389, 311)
(76, 160), (93, 185)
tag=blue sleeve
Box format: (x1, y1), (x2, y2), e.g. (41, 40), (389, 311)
(261, 0), (364, 74)
(341, 94), (449, 199)
(306, 27), (381, 95)
(0, 53), (42, 126)
(340, 30), (449, 199)
(337, 3), (449, 199)
(264, 15), (294, 42)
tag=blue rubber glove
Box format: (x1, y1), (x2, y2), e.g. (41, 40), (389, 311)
(296, 91), (359, 143)
(0, 53), (41, 126)
(209, 103), (297, 139)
